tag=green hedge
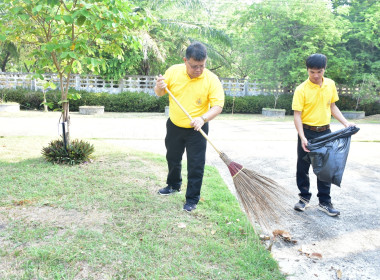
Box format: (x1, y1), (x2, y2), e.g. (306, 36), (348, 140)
(0, 88), (61, 110)
(69, 90), (169, 112)
(1, 88), (379, 116)
(225, 93), (297, 115)
(0, 88), (169, 113)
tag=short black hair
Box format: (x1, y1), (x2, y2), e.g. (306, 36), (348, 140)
(186, 42), (207, 61)
(306, 53), (327, 69)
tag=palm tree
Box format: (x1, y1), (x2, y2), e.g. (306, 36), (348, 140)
(134, 0), (232, 75)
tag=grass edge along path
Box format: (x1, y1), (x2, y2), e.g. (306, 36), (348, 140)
(0, 136), (285, 279)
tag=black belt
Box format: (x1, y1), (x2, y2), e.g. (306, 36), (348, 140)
(303, 124), (330, 132)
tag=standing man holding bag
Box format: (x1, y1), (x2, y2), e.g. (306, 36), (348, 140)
(292, 53), (355, 217)
(154, 42), (225, 212)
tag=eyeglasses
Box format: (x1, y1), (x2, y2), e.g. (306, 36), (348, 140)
(186, 61), (205, 70)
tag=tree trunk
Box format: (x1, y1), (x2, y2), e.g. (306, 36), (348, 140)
(43, 97), (48, 112)
(51, 50), (74, 150)
(61, 102), (70, 148)
(59, 73), (70, 148)
(141, 59), (150, 75)
(1, 52), (10, 72)
(43, 89), (48, 112)
(355, 97), (360, 111)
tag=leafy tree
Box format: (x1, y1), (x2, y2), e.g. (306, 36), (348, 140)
(341, 0), (380, 82)
(234, 0), (351, 88)
(1, 0), (150, 144)
(223, 18), (257, 79)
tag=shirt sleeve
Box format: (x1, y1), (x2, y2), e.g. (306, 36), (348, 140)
(292, 86), (304, 111)
(208, 75), (225, 108)
(163, 67), (172, 90)
(331, 82), (339, 103)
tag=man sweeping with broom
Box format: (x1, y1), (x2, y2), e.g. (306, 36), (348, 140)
(154, 42), (224, 212)
(292, 53), (356, 217)
(154, 43), (291, 231)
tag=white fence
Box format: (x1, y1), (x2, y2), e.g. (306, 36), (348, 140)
(0, 72), (359, 96)
(0, 73), (156, 94)
(0, 72), (293, 97)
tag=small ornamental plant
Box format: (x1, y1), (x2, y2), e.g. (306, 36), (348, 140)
(42, 138), (94, 165)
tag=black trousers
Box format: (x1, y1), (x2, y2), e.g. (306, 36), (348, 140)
(165, 118), (208, 204)
(297, 128), (332, 204)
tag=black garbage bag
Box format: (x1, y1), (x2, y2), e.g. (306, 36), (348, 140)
(303, 126), (360, 187)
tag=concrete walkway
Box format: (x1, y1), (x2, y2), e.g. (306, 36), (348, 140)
(1, 111), (380, 280)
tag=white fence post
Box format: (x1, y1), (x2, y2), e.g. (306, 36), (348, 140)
(119, 78), (124, 93)
(75, 75), (80, 90)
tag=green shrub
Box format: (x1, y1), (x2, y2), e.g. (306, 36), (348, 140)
(337, 95), (358, 111)
(0, 88), (61, 110)
(69, 90), (165, 112)
(335, 94), (380, 116)
(224, 94), (291, 114)
(277, 93), (293, 114)
(42, 138), (95, 165)
(156, 94), (169, 112)
(2, 87), (379, 115)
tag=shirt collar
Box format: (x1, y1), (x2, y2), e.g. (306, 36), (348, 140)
(307, 77), (325, 88)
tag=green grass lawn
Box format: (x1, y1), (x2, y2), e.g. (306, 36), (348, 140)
(0, 136), (285, 280)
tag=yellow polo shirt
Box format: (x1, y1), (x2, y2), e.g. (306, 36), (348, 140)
(164, 64), (225, 128)
(292, 77), (339, 126)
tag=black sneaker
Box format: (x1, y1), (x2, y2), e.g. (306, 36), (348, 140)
(183, 203), (197, 212)
(294, 198), (309, 212)
(158, 186), (181, 195)
(318, 202), (340, 217)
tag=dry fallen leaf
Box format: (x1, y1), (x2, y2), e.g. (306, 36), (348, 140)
(177, 223), (186, 228)
(273, 229), (297, 244)
(211, 230), (216, 235)
(260, 234), (271, 241)
(336, 269), (342, 279)
(310, 252), (323, 259)
(13, 200), (32, 206)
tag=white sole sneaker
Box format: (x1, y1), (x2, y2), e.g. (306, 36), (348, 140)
(318, 204), (340, 216)
(294, 200), (310, 211)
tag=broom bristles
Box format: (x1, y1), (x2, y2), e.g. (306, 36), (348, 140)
(220, 152), (291, 231)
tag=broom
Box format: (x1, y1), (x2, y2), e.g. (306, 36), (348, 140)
(165, 87), (291, 231)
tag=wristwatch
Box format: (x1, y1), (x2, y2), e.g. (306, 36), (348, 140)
(201, 115), (208, 122)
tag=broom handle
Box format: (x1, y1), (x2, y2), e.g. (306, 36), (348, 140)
(165, 87), (222, 155)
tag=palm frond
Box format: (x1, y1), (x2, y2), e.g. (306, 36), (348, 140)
(159, 20), (232, 46)
(141, 32), (165, 62)
(133, 0), (209, 13)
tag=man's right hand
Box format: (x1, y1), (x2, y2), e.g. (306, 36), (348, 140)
(154, 74), (167, 96)
(301, 136), (310, 152)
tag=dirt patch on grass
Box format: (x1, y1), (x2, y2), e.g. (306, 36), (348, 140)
(0, 205), (111, 232)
